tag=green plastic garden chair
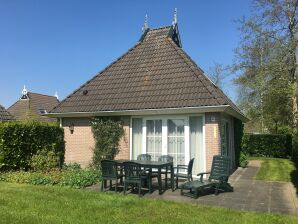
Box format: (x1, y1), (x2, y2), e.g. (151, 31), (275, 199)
(100, 160), (124, 192)
(180, 155), (233, 198)
(123, 161), (153, 196)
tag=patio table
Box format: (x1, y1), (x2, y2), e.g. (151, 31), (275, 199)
(115, 160), (174, 195)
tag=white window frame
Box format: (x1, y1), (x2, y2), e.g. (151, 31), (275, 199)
(129, 114), (206, 173)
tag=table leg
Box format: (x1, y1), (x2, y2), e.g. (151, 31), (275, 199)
(171, 164), (174, 191)
(158, 167), (162, 195)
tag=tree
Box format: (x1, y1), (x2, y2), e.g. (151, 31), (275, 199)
(234, 0), (297, 133)
(208, 62), (228, 89)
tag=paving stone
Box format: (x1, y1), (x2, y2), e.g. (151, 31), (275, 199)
(88, 160), (298, 216)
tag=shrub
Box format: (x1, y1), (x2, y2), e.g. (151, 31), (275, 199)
(60, 168), (100, 189)
(242, 134), (292, 158)
(31, 150), (60, 172)
(91, 117), (124, 169)
(0, 166), (100, 188)
(239, 151), (248, 168)
(0, 121), (64, 171)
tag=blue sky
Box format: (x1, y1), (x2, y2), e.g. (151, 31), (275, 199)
(0, 0), (250, 108)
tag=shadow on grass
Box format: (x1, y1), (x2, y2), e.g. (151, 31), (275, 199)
(290, 160), (298, 196)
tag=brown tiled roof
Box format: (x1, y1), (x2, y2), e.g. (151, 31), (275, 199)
(0, 104), (13, 121)
(51, 25), (242, 116)
(8, 92), (59, 122)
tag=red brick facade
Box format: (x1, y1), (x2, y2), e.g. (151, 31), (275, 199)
(62, 113), (231, 170)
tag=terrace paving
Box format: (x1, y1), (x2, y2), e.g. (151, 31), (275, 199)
(88, 160), (298, 215)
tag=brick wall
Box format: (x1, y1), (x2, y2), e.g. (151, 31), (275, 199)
(205, 112), (221, 172)
(62, 117), (94, 167)
(115, 116), (130, 160)
(62, 116), (130, 167)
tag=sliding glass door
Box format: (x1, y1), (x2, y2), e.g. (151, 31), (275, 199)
(131, 115), (205, 174)
(190, 116), (203, 175)
(146, 120), (162, 161)
(167, 119), (185, 167)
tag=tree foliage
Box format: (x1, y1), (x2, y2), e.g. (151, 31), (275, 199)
(234, 0), (297, 134)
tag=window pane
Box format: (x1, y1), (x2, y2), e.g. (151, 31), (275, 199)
(146, 120), (162, 161)
(132, 118), (142, 160)
(167, 119), (185, 167)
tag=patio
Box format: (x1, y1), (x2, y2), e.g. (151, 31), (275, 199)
(87, 160), (298, 216)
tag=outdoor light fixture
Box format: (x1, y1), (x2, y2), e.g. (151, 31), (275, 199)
(69, 123), (74, 134)
(210, 115), (216, 122)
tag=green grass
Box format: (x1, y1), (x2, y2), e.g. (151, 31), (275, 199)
(249, 157), (296, 182)
(0, 182), (297, 224)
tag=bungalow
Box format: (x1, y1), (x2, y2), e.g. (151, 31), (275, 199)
(48, 19), (247, 175)
(0, 104), (14, 121)
(8, 86), (59, 122)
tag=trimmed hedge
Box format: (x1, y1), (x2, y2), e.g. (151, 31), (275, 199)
(0, 121), (64, 171)
(242, 134), (292, 158)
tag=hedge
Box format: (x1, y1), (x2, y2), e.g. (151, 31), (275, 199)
(0, 121), (64, 171)
(242, 134), (292, 158)
(0, 164), (100, 189)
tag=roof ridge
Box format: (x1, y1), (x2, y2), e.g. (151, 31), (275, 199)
(50, 41), (143, 113)
(149, 25), (172, 31)
(28, 92), (58, 99)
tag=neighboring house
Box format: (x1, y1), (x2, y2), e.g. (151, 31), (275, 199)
(48, 21), (248, 174)
(8, 86), (59, 122)
(0, 104), (14, 121)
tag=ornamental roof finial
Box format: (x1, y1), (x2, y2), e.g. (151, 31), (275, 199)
(54, 91), (59, 100)
(21, 85), (28, 99)
(172, 8), (177, 26)
(142, 14), (149, 32)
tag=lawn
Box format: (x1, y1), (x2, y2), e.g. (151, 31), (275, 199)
(0, 182), (297, 224)
(249, 157), (297, 182)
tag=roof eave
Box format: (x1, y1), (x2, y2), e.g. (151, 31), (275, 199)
(46, 105), (248, 122)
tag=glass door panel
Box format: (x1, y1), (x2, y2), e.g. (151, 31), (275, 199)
(132, 118), (143, 160)
(221, 121), (230, 156)
(167, 119), (185, 167)
(146, 120), (162, 161)
(190, 116), (203, 174)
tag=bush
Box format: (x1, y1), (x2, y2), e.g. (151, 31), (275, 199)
(239, 151), (248, 168)
(0, 166), (100, 188)
(0, 121), (64, 171)
(60, 168), (100, 189)
(91, 117), (124, 169)
(242, 134), (292, 158)
(31, 150), (60, 172)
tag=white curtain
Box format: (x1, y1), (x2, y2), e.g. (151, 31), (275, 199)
(190, 116), (203, 175)
(132, 118), (142, 160)
(146, 120), (162, 161)
(168, 119), (185, 167)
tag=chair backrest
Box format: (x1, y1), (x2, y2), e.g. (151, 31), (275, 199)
(123, 162), (142, 180)
(158, 155), (173, 162)
(137, 154), (152, 161)
(209, 155), (231, 181)
(187, 158), (195, 175)
(101, 160), (118, 178)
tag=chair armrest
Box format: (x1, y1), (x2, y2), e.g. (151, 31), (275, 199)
(197, 172), (211, 182)
(174, 165), (188, 173)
